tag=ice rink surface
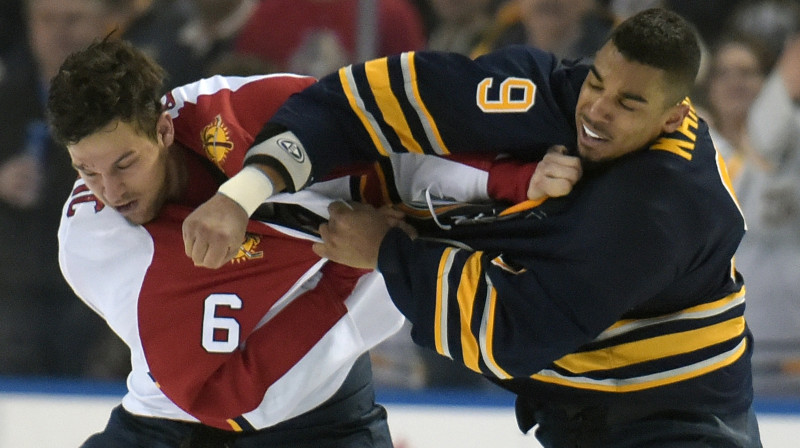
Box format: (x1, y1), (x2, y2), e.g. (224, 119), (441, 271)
(0, 379), (797, 447)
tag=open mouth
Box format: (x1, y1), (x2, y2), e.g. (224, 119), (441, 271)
(582, 123), (607, 141)
(115, 200), (137, 214)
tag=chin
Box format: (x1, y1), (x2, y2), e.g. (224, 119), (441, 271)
(123, 214), (147, 226)
(126, 208), (157, 226)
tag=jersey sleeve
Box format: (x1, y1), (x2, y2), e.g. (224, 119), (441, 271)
(375, 220), (660, 378)
(165, 74), (316, 178)
(348, 152), (537, 207)
(266, 46), (585, 183)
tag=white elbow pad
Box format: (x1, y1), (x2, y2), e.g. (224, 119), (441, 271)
(244, 130), (312, 192)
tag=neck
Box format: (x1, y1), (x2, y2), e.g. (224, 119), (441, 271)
(165, 144), (188, 202)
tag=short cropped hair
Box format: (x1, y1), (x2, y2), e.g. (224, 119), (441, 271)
(608, 8), (701, 106)
(48, 38), (166, 146)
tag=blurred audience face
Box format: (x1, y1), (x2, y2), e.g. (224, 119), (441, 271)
(708, 40), (766, 123)
(431, 0), (493, 24)
(26, 0), (110, 80)
(518, 0), (595, 52)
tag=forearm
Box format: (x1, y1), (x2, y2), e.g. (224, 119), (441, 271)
(260, 47), (579, 192)
(377, 228), (590, 378)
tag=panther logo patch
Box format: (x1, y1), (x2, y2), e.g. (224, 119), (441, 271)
(231, 233), (264, 263)
(202, 115), (234, 168)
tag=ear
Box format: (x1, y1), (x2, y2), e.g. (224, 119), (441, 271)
(156, 112), (175, 147)
(661, 102), (690, 134)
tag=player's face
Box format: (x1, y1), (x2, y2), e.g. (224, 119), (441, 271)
(575, 42), (688, 163)
(68, 115), (176, 225)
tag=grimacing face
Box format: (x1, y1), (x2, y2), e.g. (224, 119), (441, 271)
(68, 114), (176, 225)
(575, 42), (689, 163)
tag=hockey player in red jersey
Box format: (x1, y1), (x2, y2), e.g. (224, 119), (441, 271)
(51, 38), (398, 447)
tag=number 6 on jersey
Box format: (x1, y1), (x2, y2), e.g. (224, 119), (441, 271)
(202, 293), (242, 353)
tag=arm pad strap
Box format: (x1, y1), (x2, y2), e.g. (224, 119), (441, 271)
(243, 130), (312, 192)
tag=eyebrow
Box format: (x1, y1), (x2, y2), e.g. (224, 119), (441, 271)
(72, 150), (136, 172)
(589, 65), (649, 104)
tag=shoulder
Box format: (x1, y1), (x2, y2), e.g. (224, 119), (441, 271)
(473, 45), (557, 71)
(472, 46), (589, 100)
(165, 74), (314, 113)
(592, 121), (735, 222)
(59, 180), (154, 261)
(58, 180), (154, 304)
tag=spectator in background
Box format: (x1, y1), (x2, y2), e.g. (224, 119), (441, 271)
(726, 0), (800, 69)
(473, 0), (614, 61)
(665, 0), (747, 46)
(233, 0), (427, 78)
(739, 33), (800, 397)
(425, 0), (495, 55)
(0, 0), (127, 378)
(0, 0), (25, 59)
(105, 0), (203, 88)
(177, 0), (265, 76)
(696, 34), (771, 181)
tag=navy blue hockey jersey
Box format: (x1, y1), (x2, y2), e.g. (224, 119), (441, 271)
(267, 45), (752, 414)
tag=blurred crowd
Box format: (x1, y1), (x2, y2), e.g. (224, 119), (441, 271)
(1, 0), (798, 398)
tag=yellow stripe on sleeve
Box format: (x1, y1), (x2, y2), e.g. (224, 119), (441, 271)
(435, 247), (457, 358)
(532, 338), (747, 393)
(480, 281), (512, 379)
(599, 288), (745, 339)
(456, 252), (484, 372)
(364, 58), (425, 154)
(338, 67), (390, 156)
(402, 52), (450, 155)
(554, 316), (746, 374)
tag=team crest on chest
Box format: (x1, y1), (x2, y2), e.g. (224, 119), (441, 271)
(232, 233), (264, 263)
(202, 115), (234, 168)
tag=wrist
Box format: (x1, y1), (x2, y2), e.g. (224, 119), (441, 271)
(488, 160), (538, 203)
(217, 165), (275, 216)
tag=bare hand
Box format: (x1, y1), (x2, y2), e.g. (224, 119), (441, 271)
(527, 145), (582, 200)
(313, 202), (394, 269)
(0, 154), (42, 208)
(182, 193), (249, 268)
(377, 205), (418, 239)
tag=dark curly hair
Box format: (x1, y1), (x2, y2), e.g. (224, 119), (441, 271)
(47, 38), (166, 146)
(608, 8), (702, 106)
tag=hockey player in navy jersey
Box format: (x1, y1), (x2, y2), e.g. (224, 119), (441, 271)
(183, 8), (762, 448)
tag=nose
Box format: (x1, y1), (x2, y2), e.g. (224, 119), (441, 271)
(586, 94), (614, 123)
(101, 175), (127, 205)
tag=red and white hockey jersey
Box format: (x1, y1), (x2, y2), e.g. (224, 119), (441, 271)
(58, 74), (511, 431)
